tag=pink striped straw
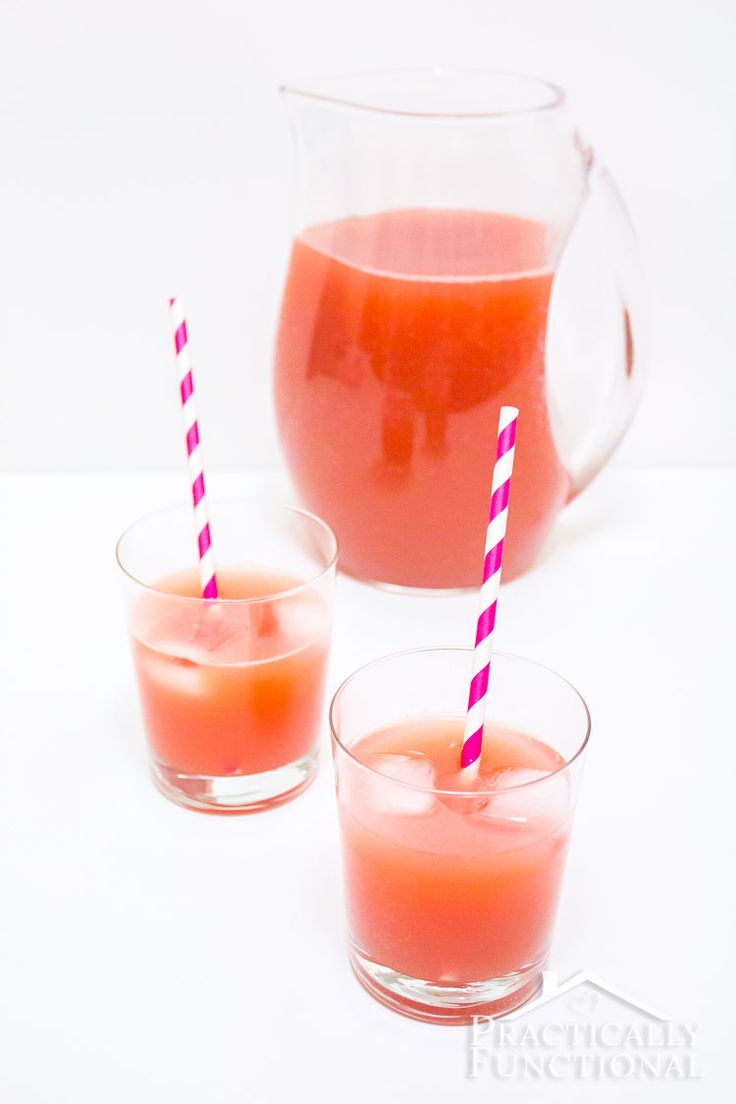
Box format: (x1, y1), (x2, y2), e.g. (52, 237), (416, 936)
(461, 406), (519, 770)
(168, 297), (218, 600)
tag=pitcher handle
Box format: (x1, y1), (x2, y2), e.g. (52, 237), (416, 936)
(545, 147), (648, 499)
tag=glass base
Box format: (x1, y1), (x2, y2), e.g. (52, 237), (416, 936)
(339, 544), (537, 592)
(349, 945), (544, 1025)
(359, 578), (478, 597)
(150, 748), (319, 814)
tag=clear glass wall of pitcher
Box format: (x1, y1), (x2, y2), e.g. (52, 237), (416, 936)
(274, 70), (646, 589)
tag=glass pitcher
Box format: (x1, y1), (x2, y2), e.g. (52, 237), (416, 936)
(274, 69), (645, 589)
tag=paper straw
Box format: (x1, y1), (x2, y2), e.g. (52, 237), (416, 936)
(461, 406), (519, 771)
(168, 297), (218, 600)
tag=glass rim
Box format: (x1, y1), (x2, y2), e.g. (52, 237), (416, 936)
(115, 497), (339, 604)
(329, 646), (591, 797)
(280, 66), (565, 121)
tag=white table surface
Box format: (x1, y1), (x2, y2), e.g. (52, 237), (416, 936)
(1, 468), (733, 1103)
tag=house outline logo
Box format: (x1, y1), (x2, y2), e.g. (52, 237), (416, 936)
(469, 969), (703, 1082)
(499, 968), (669, 1022)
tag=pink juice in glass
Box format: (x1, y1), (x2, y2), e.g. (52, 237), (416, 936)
(129, 567), (330, 779)
(337, 716), (572, 1000)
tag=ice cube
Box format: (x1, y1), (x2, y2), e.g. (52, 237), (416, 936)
(139, 648), (207, 697)
(251, 602), (279, 639)
(372, 754), (436, 791)
(343, 754), (437, 817)
(280, 590), (329, 650)
(142, 609), (251, 665)
(186, 611), (252, 663)
(479, 768), (570, 829)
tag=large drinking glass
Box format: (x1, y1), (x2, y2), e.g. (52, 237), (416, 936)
(330, 647), (590, 1023)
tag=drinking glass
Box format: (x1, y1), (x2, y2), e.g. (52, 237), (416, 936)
(330, 647), (590, 1023)
(117, 499), (337, 813)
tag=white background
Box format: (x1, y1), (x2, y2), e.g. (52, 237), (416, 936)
(0, 0), (735, 473)
(1, 3), (735, 1103)
(2, 468), (734, 1103)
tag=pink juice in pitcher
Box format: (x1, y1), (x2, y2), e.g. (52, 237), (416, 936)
(276, 208), (570, 588)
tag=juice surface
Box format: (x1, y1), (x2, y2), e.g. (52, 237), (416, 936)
(129, 566), (329, 776)
(337, 716), (571, 982)
(275, 208), (569, 587)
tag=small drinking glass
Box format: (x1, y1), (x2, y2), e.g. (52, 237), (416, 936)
(330, 647), (590, 1023)
(117, 499), (337, 813)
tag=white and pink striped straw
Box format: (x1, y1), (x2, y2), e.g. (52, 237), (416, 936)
(461, 406), (519, 771)
(169, 297), (218, 601)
